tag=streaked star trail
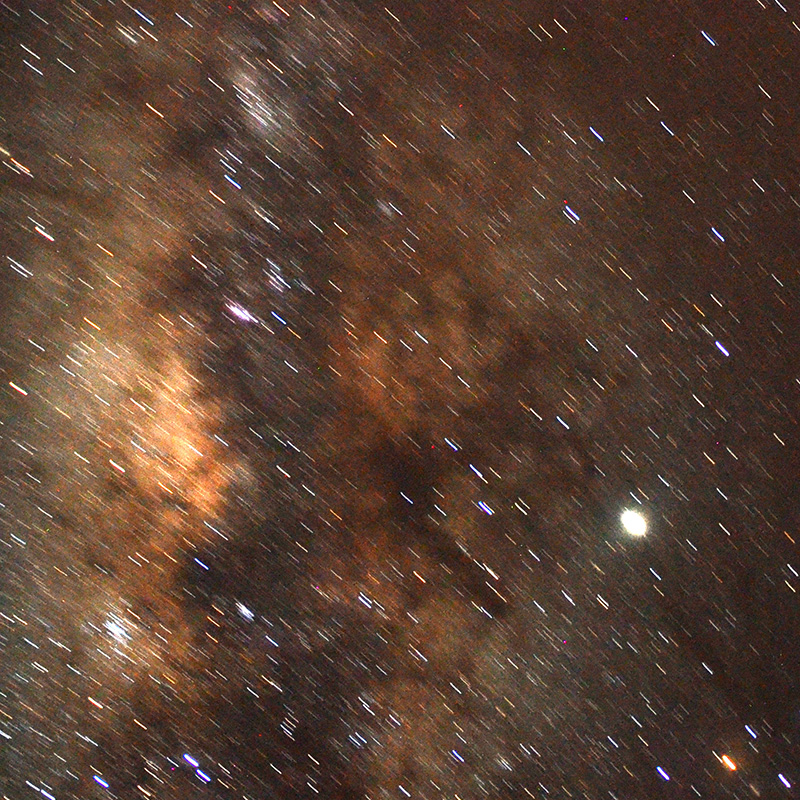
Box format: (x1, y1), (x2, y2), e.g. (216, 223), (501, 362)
(1, 2), (798, 799)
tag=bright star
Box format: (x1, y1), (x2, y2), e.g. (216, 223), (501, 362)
(621, 509), (647, 537)
(104, 614), (130, 645)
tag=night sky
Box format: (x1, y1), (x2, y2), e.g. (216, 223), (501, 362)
(1, 1), (799, 798)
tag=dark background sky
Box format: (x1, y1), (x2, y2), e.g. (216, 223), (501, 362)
(1, 1), (798, 798)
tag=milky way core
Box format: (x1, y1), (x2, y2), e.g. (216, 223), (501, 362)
(1, 2), (798, 799)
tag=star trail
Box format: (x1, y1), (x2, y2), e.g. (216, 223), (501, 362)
(1, 1), (799, 799)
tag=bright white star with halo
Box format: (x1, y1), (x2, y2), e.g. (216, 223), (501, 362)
(621, 508), (648, 537)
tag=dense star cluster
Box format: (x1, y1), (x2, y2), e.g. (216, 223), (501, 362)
(1, 1), (798, 798)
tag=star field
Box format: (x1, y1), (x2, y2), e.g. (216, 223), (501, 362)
(0, 1), (799, 799)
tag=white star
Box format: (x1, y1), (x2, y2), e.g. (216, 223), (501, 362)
(621, 509), (647, 537)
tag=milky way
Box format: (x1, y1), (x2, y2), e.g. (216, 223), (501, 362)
(1, 1), (799, 798)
